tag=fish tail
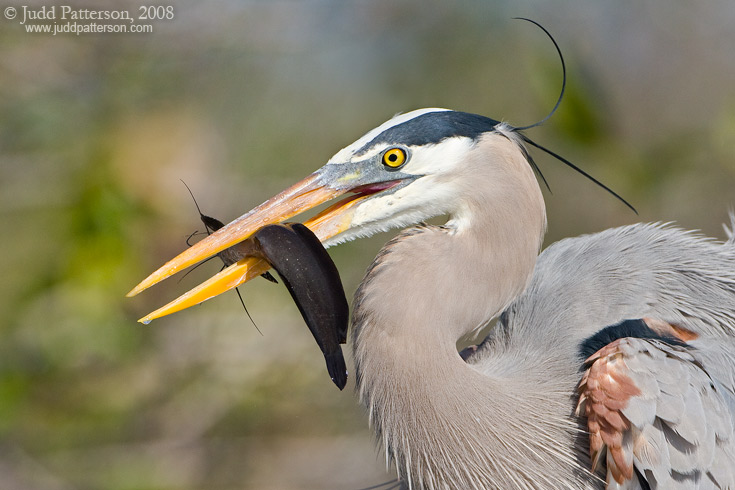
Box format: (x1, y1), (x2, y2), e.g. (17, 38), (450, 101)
(324, 350), (348, 390)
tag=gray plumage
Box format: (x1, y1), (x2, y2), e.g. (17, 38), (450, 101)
(356, 220), (735, 489)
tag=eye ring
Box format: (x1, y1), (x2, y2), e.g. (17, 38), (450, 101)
(382, 147), (408, 169)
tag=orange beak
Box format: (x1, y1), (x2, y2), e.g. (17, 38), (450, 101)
(127, 170), (390, 323)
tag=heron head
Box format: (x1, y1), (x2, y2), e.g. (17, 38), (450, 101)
(127, 108), (527, 321)
(314, 108), (523, 245)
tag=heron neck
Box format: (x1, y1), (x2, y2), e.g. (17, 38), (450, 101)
(351, 255), (586, 488)
(350, 309), (586, 489)
(347, 134), (588, 487)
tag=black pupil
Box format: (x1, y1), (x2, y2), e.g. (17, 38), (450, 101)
(389, 153), (397, 162)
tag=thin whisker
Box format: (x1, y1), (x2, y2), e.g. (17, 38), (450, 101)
(235, 286), (262, 335)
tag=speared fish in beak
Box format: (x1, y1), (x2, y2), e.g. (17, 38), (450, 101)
(184, 212), (350, 388)
(180, 185), (350, 388)
(128, 169), (392, 389)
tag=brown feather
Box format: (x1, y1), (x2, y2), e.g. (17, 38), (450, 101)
(577, 338), (641, 485)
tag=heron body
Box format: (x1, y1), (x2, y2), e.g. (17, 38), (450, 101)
(354, 220), (735, 488)
(342, 114), (735, 488)
(131, 108), (735, 489)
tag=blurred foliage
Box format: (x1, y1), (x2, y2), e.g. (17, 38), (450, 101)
(1, 1), (734, 489)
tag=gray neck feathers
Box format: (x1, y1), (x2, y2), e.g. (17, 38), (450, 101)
(350, 134), (592, 488)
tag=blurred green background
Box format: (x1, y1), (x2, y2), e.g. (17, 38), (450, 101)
(1, 1), (734, 489)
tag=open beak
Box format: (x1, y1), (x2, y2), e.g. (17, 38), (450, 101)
(128, 169), (399, 323)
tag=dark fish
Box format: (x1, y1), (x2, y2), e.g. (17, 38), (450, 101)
(180, 182), (347, 389)
(251, 223), (349, 390)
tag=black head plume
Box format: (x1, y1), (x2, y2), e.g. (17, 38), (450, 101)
(512, 17), (566, 133)
(509, 18), (637, 214)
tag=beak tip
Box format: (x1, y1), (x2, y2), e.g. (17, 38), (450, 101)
(127, 279), (153, 297)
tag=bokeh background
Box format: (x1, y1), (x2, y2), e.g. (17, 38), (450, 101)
(2, 1), (735, 489)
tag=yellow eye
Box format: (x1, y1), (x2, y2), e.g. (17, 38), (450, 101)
(382, 147), (407, 169)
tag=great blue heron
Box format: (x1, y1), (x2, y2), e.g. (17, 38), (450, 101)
(128, 38), (735, 490)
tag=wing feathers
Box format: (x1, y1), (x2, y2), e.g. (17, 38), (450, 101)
(577, 333), (735, 489)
